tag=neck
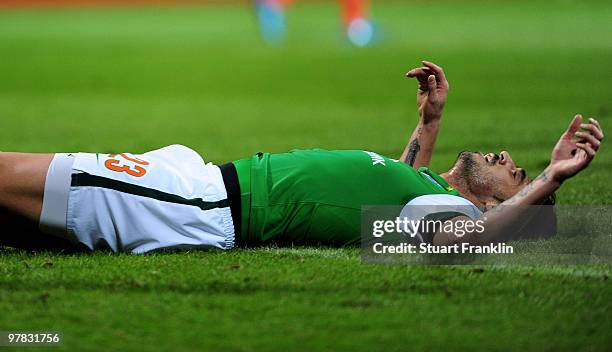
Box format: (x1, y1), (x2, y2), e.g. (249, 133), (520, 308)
(440, 169), (487, 210)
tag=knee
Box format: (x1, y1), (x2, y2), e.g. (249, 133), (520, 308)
(0, 154), (11, 205)
(0, 152), (8, 183)
(0, 152), (37, 197)
(0, 152), (13, 196)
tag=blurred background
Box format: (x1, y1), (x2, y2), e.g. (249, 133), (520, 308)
(0, 3), (611, 350)
(0, 0), (610, 203)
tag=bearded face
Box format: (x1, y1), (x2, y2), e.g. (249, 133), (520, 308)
(452, 151), (530, 203)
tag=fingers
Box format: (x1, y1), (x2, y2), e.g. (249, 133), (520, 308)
(574, 147), (587, 159)
(589, 117), (601, 130)
(406, 60), (449, 87)
(573, 148), (589, 169)
(576, 142), (596, 158)
(563, 114), (582, 138)
(422, 60), (448, 86)
(427, 75), (438, 101)
(406, 67), (432, 78)
(406, 67), (432, 89)
(575, 119), (604, 156)
(406, 67), (436, 95)
(575, 131), (601, 149)
(579, 121), (604, 140)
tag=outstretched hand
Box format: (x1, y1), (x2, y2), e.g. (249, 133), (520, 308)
(549, 114), (603, 183)
(406, 60), (449, 123)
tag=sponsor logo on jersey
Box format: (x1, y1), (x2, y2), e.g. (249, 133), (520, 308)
(363, 151), (386, 166)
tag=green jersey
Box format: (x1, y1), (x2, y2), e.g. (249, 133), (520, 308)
(233, 149), (460, 246)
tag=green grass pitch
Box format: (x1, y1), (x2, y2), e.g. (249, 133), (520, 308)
(0, 1), (611, 350)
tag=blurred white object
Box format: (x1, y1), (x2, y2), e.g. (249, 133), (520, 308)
(347, 17), (374, 47)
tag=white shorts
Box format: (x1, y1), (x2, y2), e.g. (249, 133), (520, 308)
(39, 145), (236, 254)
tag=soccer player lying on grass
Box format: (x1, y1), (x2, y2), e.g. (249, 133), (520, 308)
(0, 61), (604, 253)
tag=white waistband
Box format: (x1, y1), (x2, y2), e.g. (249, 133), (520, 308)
(39, 153), (76, 238)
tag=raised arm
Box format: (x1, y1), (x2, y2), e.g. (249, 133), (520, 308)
(400, 61), (449, 169)
(433, 115), (604, 245)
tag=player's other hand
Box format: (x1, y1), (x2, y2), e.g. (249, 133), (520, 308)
(549, 114), (603, 183)
(406, 60), (449, 123)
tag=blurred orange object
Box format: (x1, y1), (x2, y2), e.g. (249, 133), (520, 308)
(341, 0), (370, 27)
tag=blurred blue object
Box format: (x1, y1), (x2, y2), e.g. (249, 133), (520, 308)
(347, 17), (374, 47)
(255, 0), (286, 45)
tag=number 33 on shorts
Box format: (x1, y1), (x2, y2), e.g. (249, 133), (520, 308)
(104, 153), (150, 177)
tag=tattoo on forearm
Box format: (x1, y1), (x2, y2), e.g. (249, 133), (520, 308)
(511, 171), (548, 202)
(484, 171), (550, 218)
(404, 127), (422, 166)
(405, 139), (421, 166)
